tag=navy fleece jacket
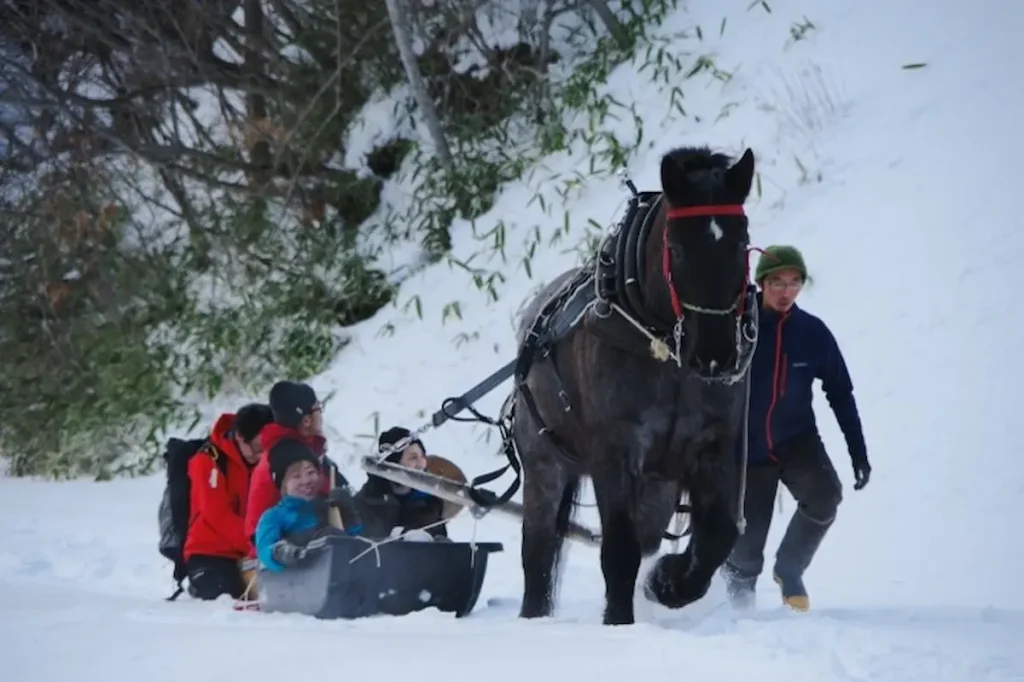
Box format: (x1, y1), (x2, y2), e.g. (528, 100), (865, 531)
(745, 296), (867, 464)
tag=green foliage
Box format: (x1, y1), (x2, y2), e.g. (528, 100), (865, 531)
(391, 0), (685, 311)
(0, 0), (804, 479)
(0, 163), (192, 478)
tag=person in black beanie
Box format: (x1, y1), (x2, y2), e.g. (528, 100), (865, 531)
(254, 439), (364, 572)
(233, 403), (275, 465)
(245, 380), (355, 550)
(353, 426), (449, 540)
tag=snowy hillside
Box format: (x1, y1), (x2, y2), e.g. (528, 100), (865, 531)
(3, 0), (1024, 680)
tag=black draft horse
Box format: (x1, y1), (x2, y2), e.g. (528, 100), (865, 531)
(511, 146), (758, 625)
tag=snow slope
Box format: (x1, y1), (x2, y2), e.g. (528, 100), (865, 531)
(3, 0), (1024, 680)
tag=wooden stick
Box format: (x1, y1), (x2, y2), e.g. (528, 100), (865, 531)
(327, 465), (343, 529)
(360, 456), (602, 547)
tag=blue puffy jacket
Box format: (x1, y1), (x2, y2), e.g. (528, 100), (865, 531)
(744, 295), (867, 465)
(253, 495), (324, 572)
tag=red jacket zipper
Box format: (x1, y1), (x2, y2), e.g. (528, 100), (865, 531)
(764, 312), (790, 461)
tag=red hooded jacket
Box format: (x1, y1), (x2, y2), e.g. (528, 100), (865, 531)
(243, 422), (332, 556)
(184, 413), (256, 561)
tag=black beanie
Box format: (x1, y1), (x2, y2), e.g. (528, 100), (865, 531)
(234, 403), (274, 442)
(269, 380), (320, 429)
(268, 438), (320, 490)
(378, 426), (425, 464)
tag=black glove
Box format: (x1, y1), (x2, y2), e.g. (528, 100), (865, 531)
(271, 541), (308, 567)
(471, 487), (500, 506)
(851, 453), (871, 491)
(328, 484), (364, 531)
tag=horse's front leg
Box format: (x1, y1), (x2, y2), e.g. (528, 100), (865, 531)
(592, 460), (642, 625)
(644, 442), (739, 608)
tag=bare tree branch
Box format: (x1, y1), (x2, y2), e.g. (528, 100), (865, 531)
(384, 0), (453, 169)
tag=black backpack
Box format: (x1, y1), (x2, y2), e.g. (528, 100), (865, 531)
(158, 436), (228, 600)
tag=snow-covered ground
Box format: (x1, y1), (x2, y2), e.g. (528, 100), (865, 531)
(3, 0), (1023, 680)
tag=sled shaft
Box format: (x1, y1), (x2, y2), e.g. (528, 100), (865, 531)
(360, 456), (600, 547)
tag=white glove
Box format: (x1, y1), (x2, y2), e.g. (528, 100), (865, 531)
(402, 529), (435, 543)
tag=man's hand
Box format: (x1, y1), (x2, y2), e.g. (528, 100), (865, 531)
(851, 454), (872, 491)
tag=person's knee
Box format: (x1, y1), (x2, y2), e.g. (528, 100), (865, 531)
(800, 471), (842, 524)
(187, 563), (243, 600)
(188, 576), (230, 600)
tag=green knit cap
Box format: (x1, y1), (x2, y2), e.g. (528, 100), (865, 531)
(754, 245), (808, 284)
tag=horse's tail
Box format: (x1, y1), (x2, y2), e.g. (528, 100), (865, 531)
(549, 476), (582, 602)
(554, 477), (581, 546)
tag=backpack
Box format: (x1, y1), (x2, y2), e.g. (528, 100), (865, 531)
(157, 436), (228, 600)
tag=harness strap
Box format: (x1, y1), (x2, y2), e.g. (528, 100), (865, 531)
(435, 397), (523, 508)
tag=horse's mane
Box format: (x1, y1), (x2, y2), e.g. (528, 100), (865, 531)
(663, 145), (733, 172)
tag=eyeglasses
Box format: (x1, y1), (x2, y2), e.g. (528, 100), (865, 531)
(765, 279), (803, 292)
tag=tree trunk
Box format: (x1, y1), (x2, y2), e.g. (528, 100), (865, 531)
(244, 0), (271, 179)
(383, 0), (453, 169)
(585, 0), (630, 49)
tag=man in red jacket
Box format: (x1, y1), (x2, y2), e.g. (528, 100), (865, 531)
(243, 381), (351, 554)
(184, 403), (274, 600)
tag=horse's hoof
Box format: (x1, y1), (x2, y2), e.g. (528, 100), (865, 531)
(602, 609), (635, 626)
(644, 553), (711, 609)
(518, 602), (553, 619)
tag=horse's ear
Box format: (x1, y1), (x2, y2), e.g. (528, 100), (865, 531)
(660, 153), (686, 198)
(725, 148), (755, 198)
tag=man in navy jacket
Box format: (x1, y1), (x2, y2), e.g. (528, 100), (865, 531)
(722, 245), (871, 612)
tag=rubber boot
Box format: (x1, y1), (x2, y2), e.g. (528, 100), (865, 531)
(772, 509), (833, 612)
(720, 562), (757, 611)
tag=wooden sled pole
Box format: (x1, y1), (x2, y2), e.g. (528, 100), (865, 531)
(359, 456), (601, 547)
(327, 466), (343, 529)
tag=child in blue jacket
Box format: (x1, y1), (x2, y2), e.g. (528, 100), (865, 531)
(254, 438), (363, 572)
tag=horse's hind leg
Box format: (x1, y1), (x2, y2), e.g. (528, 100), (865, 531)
(592, 469), (642, 625)
(519, 445), (577, 619)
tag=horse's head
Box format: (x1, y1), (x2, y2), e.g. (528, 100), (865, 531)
(655, 146), (756, 381)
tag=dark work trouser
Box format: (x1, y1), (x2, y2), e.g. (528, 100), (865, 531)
(186, 555), (246, 600)
(724, 432), (843, 585)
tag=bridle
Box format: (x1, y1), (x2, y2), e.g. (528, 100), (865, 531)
(660, 203), (759, 384)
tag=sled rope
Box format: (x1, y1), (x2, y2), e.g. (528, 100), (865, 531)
(468, 516), (479, 569)
(347, 517), (451, 568)
(240, 572), (257, 601)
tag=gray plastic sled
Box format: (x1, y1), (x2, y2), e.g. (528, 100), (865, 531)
(259, 533), (503, 619)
